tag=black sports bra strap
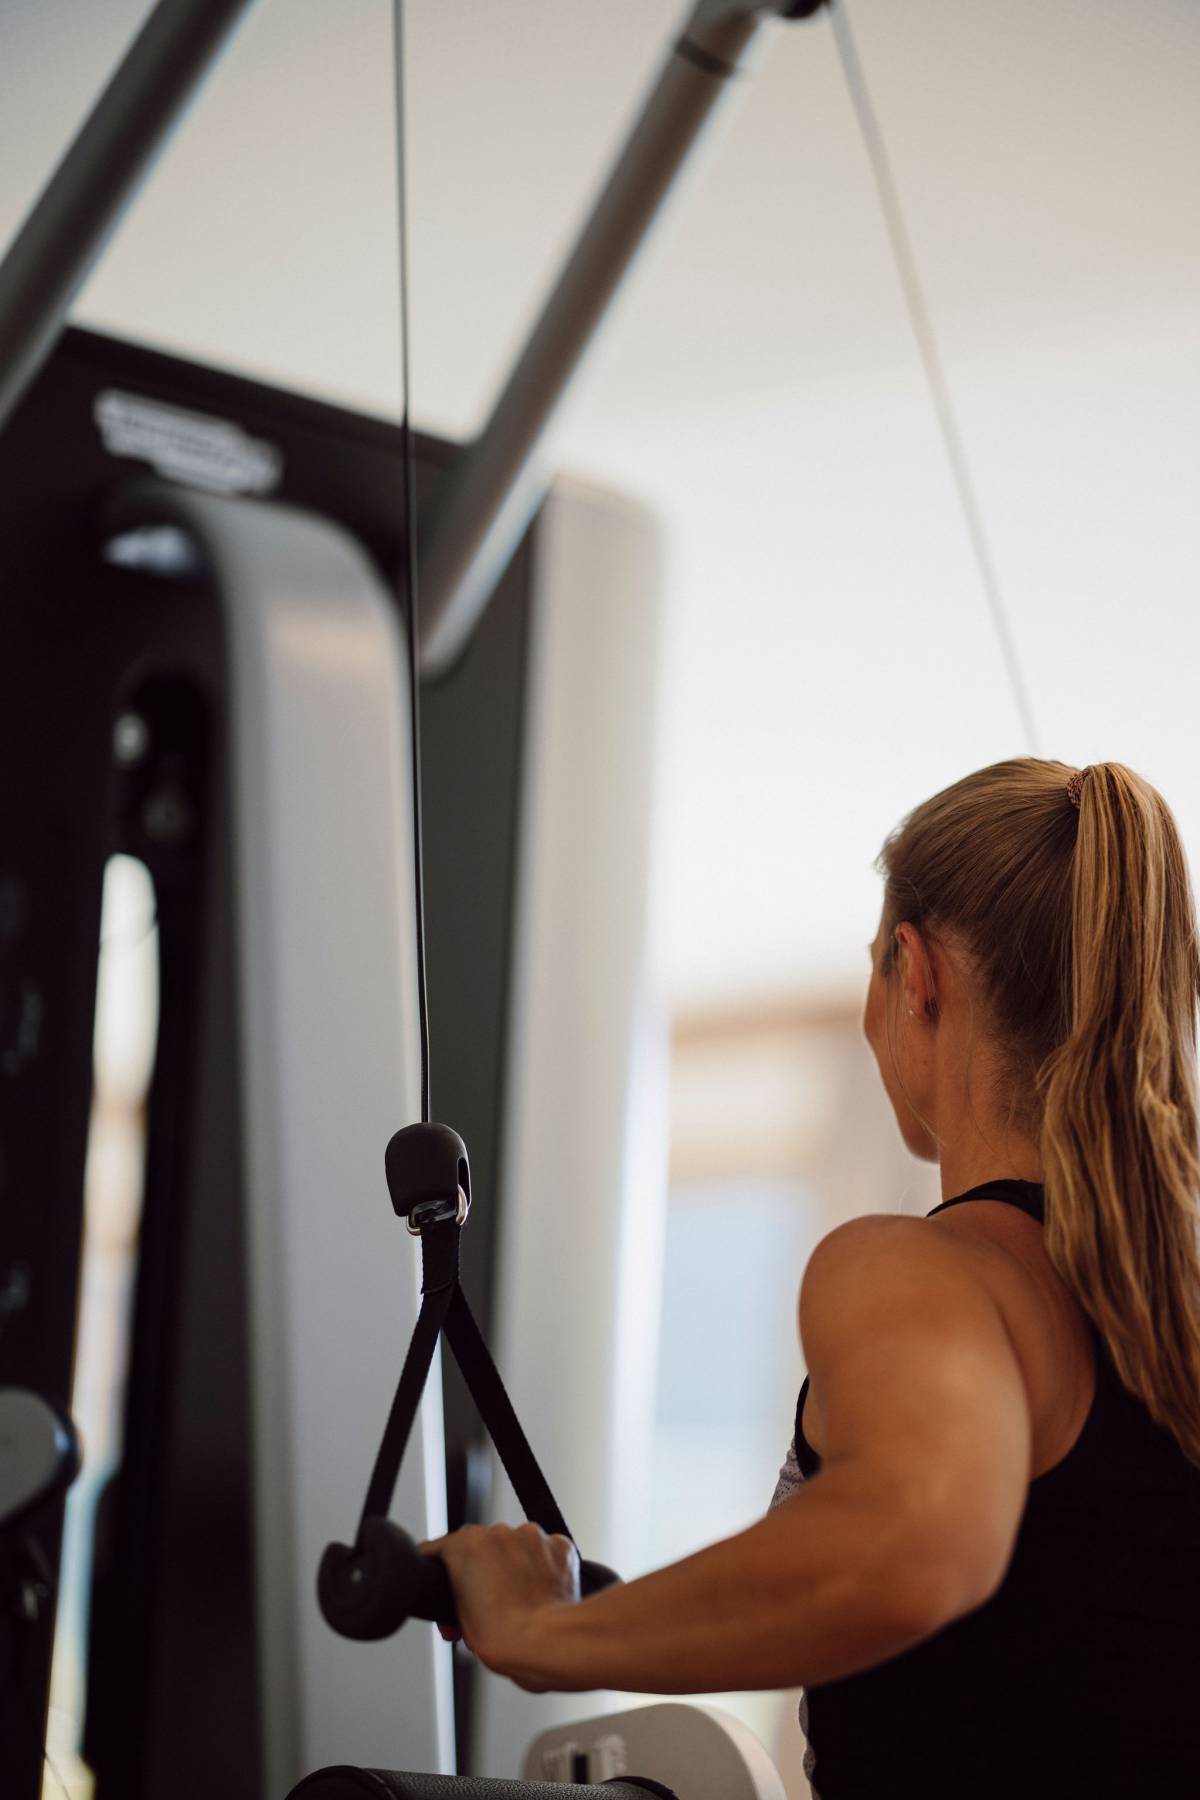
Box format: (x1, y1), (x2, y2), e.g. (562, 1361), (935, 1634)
(927, 1179), (1045, 1225)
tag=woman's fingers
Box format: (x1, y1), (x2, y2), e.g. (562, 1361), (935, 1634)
(416, 1521), (580, 1668)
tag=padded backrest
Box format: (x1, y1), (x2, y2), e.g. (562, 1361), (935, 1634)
(286, 1770), (677, 1800)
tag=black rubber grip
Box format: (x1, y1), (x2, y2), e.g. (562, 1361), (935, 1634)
(319, 1520), (620, 1640)
(392, 1537), (458, 1625)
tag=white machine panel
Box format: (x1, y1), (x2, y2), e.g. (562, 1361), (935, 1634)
(524, 1702), (787, 1800)
(478, 475), (669, 1775)
(140, 488), (454, 1794)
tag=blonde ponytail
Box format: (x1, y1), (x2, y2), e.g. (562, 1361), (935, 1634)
(1041, 764), (1200, 1461)
(882, 758), (1200, 1463)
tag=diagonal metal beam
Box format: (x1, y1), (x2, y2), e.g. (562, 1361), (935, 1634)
(0, 0), (254, 435)
(418, 0), (827, 679)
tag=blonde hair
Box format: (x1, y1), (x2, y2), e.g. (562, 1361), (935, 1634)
(881, 758), (1200, 1462)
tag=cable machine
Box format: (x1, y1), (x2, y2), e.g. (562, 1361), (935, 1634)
(0, 0), (1044, 1794)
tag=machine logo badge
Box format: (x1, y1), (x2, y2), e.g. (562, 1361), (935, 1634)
(94, 389), (284, 496)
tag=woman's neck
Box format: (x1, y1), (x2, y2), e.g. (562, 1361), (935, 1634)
(929, 1034), (1045, 1200)
(938, 1137), (1044, 1202)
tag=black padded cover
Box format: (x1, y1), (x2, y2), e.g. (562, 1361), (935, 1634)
(286, 1771), (675, 1800)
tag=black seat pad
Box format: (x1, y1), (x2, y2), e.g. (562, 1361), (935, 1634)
(286, 1768), (676, 1800)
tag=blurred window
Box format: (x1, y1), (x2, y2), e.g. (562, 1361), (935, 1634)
(44, 856), (159, 1800)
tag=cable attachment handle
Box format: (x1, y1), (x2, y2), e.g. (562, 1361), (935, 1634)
(319, 1121), (620, 1643)
(319, 1517), (618, 1641)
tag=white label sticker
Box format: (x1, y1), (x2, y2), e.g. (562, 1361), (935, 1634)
(94, 389), (284, 496)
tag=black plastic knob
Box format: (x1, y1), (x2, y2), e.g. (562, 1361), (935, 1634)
(385, 1123), (471, 1225)
(318, 1518), (455, 1640)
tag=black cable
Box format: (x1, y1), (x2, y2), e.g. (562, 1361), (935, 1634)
(394, 0), (431, 1122)
(829, 0), (1043, 757)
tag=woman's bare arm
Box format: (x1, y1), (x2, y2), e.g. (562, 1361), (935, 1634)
(424, 1216), (1034, 1694)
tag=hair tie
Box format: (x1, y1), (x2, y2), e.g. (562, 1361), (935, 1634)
(1066, 768), (1087, 810)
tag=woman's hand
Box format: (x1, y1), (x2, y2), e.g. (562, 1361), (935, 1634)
(418, 1522), (581, 1690)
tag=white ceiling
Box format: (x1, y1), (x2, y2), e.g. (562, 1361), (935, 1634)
(3, 0), (1199, 1007)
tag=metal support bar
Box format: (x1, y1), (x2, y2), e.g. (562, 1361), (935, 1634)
(0, 0), (254, 435)
(419, 0), (822, 679)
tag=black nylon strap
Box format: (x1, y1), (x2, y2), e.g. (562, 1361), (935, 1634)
(358, 1222), (460, 1533)
(443, 1287), (571, 1538)
(357, 1221), (574, 1547)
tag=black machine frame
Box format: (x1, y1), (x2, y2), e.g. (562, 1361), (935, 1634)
(0, 324), (538, 1795)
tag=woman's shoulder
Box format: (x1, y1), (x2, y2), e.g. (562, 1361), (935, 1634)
(797, 1214), (967, 1465)
(798, 1211), (1006, 1360)
(800, 1206), (1094, 1481)
(800, 1209), (973, 1301)
(803, 1198), (1081, 1337)
(794, 1212), (1037, 1601)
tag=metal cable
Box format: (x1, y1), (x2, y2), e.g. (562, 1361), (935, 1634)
(830, 0), (1043, 756)
(394, 0), (432, 1121)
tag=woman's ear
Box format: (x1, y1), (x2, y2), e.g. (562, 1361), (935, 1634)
(893, 922), (938, 1022)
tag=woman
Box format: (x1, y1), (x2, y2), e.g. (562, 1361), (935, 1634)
(422, 759), (1200, 1797)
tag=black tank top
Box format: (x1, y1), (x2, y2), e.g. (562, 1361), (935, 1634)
(783, 1181), (1200, 1799)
